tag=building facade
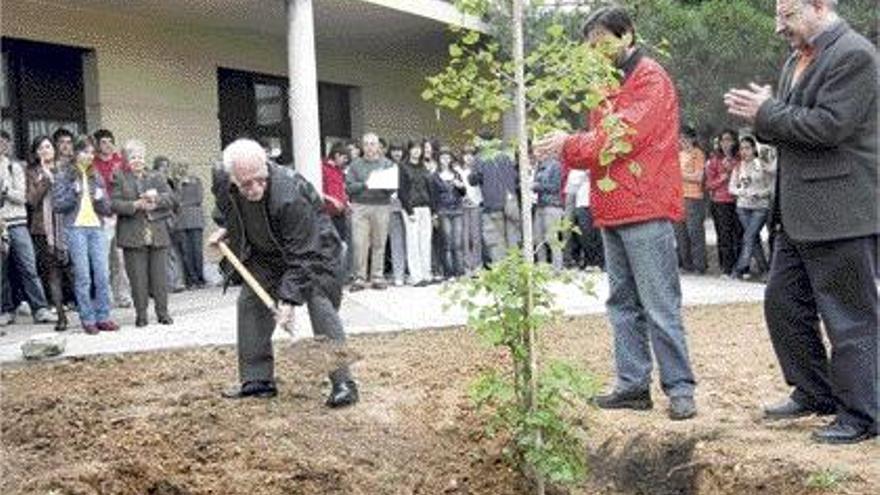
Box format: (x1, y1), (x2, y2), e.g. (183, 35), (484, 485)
(1, 0), (483, 184)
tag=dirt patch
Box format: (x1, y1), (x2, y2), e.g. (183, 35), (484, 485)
(2, 303), (877, 494)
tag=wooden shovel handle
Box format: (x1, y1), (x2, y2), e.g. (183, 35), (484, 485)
(217, 241), (276, 311)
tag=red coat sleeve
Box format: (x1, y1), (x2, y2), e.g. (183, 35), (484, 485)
(561, 65), (676, 172)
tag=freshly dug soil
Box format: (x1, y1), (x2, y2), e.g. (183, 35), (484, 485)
(2, 303), (877, 495)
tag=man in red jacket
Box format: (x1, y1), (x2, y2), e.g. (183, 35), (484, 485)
(536, 6), (696, 420)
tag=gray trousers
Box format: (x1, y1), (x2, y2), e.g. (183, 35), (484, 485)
(533, 205), (564, 271)
(351, 203), (391, 282)
(482, 195), (521, 263)
(674, 198), (707, 273)
(104, 219), (132, 306)
(462, 205), (482, 273)
(122, 247), (170, 320)
(388, 209), (407, 283)
(237, 283), (350, 384)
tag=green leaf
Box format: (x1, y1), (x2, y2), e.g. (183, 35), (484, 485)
(546, 24), (565, 38)
(462, 30), (480, 46)
(420, 89), (434, 101)
(449, 44), (463, 58)
(599, 149), (615, 167)
(597, 176), (618, 192)
(628, 161), (643, 177)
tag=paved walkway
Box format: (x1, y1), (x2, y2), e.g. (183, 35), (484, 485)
(0, 272), (769, 364)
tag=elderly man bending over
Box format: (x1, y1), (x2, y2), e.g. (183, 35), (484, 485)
(210, 139), (358, 408)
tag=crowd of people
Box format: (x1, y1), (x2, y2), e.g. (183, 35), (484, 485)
(319, 125), (778, 294)
(0, 129), (206, 332)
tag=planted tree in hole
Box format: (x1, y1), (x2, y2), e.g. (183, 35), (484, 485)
(430, 1), (636, 492)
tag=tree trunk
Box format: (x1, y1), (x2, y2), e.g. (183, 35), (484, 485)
(511, 1), (543, 494)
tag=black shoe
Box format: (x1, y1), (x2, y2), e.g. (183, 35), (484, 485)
(763, 398), (834, 420)
(222, 381), (277, 399)
(593, 388), (653, 410)
(669, 396), (697, 421)
(811, 419), (876, 445)
(371, 280), (387, 290)
(54, 315), (68, 332)
(326, 380), (359, 408)
(135, 317), (148, 328)
(157, 315), (174, 325)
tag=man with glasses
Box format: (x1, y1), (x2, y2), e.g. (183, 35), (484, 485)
(210, 139), (358, 408)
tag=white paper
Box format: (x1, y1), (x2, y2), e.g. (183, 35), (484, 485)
(366, 166), (399, 190)
(575, 178), (590, 208)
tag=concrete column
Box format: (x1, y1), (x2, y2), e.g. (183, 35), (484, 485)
(287, 0), (322, 191)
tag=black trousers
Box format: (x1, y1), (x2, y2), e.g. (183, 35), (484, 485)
(174, 229), (205, 287)
(764, 232), (878, 432)
(237, 279), (350, 385)
(710, 201), (742, 274)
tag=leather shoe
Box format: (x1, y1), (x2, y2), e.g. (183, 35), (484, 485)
(593, 388), (653, 410)
(222, 381), (277, 399)
(157, 315), (174, 325)
(763, 398), (834, 420)
(326, 380), (359, 408)
(812, 419), (876, 445)
(669, 396), (697, 421)
(96, 320), (119, 332)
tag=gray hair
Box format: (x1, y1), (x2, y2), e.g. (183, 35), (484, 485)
(122, 139), (146, 161)
(801, 0), (838, 8)
(222, 138), (267, 176)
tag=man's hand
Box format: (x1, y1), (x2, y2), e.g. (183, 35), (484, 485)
(275, 303), (295, 336)
(533, 130), (570, 161)
(208, 228), (228, 250)
(724, 83), (772, 123)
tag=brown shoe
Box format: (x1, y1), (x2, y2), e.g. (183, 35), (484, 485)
(96, 320), (119, 332)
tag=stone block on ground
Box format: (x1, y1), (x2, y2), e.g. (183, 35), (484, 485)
(21, 333), (66, 360)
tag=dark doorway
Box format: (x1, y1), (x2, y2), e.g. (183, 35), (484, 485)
(1, 38), (87, 161)
(217, 68), (352, 165)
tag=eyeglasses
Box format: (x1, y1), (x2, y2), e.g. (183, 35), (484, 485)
(238, 177), (267, 190)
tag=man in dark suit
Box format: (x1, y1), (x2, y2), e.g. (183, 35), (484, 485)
(725, 0), (877, 444)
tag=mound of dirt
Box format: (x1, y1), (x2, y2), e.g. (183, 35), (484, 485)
(2, 303), (877, 494)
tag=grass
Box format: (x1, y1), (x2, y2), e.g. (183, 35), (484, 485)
(805, 468), (850, 491)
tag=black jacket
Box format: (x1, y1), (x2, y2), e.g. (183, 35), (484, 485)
(212, 163), (342, 306)
(398, 161), (433, 215)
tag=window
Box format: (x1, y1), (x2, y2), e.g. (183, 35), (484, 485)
(1, 38), (86, 160)
(217, 68), (353, 166)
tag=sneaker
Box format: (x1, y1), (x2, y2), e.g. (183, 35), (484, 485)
(393, 279), (404, 287)
(33, 308), (57, 324)
(349, 281), (366, 293)
(83, 324), (100, 335)
(371, 280), (387, 290)
(115, 297), (133, 309)
(0, 312), (15, 326)
(593, 388), (653, 410)
(668, 396), (697, 421)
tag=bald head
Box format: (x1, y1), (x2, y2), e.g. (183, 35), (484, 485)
(775, 0), (838, 49)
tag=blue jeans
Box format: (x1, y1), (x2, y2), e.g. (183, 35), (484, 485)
(66, 226), (112, 325)
(602, 220), (696, 398)
(439, 212), (464, 276)
(1, 225), (48, 313)
(735, 207), (769, 276)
